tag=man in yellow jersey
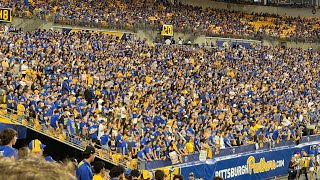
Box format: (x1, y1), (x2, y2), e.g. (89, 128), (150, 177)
(76, 145), (96, 180)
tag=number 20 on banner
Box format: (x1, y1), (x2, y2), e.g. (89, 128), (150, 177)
(161, 25), (173, 36)
(0, 8), (12, 22)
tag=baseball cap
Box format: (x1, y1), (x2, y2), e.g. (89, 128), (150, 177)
(189, 172), (194, 176)
(29, 139), (46, 153)
(83, 145), (95, 156)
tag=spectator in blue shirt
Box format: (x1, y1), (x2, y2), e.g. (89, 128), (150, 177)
(309, 154), (316, 180)
(61, 78), (70, 94)
(137, 145), (147, 161)
(76, 145), (96, 180)
(6, 90), (14, 113)
(100, 129), (110, 150)
(223, 134), (232, 148)
(116, 129), (124, 153)
(50, 110), (60, 129)
(88, 121), (98, 143)
(272, 127), (280, 141)
(67, 114), (75, 136)
(43, 106), (51, 127)
(144, 141), (153, 161)
(0, 128), (18, 160)
(309, 145), (316, 156)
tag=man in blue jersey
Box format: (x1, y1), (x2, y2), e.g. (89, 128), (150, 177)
(6, 90), (15, 113)
(76, 145), (96, 180)
(88, 121), (98, 143)
(67, 114), (75, 137)
(50, 110), (60, 129)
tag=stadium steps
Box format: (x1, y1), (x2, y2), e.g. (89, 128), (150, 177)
(12, 18), (25, 28)
(14, 16), (46, 32)
(24, 17), (46, 32)
(137, 29), (155, 43)
(189, 32), (202, 44)
(0, 105), (128, 168)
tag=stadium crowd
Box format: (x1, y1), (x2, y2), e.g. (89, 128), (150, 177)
(0, 127), (187, 180)
(0, 0), (319, 179)
(0, 28), (319, 166)
(1, 0), (320, 42)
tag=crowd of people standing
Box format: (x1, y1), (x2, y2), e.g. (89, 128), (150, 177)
(0, 28), (319, 164)
(1, 0), (320, 42)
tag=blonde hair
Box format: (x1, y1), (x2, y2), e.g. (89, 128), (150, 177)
(0, 157), (76, 180)
(18, 147), (30, 159)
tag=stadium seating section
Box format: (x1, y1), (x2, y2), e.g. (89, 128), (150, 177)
(1, 0), (320, 42)
(0, 0), (319, 174)
(0, 28), (319, 167)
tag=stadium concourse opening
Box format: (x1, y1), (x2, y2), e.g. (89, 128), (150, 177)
(14, 128), (116, 170)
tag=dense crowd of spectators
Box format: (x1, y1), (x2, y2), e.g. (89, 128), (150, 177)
(0, 29), (319, 165)
(1, 0), (320, 42)
(0, 127), (188, 180)
(212, 0), (316, 8)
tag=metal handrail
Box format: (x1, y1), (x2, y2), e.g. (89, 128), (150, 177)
(0, 106), (128, 168)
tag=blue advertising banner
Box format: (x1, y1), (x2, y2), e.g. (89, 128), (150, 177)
(145, 139), (297, 170)
(176, 142), (319, 180)
(212, 149), (288, 180)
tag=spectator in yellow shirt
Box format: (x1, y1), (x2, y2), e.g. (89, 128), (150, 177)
(186, 140), (195, 154)
(93, 161), (108, 180)
(17, 100), (26, 116)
